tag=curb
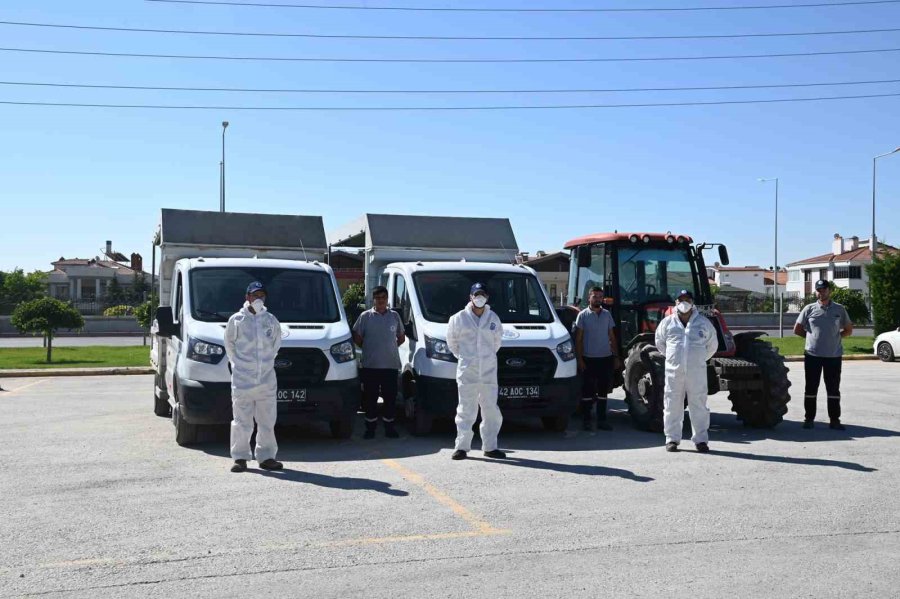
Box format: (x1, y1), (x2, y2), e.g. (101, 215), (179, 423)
(0, 367), (154, 378)
(783, 355), (877, 362)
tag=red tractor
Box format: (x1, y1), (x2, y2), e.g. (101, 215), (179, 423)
(560, 232), (791, 432)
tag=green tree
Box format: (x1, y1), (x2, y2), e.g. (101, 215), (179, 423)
(829, 287), (871, 325)
(128, 273), (149, 304)
(342, 282), (366, 325)
(867, 253), (900, 335)
(11, 298), (84, 362)
(0, 268), (46, 313)
(134, 300), (153, 331)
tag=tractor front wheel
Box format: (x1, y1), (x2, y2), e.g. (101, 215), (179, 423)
(624, 342), (665, 432)
(728, 339), (791, 428)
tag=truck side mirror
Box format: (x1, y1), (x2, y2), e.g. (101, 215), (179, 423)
(718, 245), (730, 266)
(577, 248), (591, 268)
(155, 306), (177, 338)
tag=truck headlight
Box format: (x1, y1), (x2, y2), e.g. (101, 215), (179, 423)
(556, 339), (575, 361)
(425, 336), (457, 363)
(187, 337), (226, 364)
(330, 339), (356, 363)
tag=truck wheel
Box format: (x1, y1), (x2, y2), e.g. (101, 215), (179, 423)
(173, 403), (199, 446)
(541, 415), (569, 432)
(153, 373), (170, 417)
(877, 342), (895, 362)
(330, 415), (355, 439)
(623, 342), (665, 432)
(729, 339), (791, 428)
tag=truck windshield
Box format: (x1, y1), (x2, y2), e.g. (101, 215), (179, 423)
(189, 268), (340, 323)
(413, 271), (554, 324)
(616, 247), (700, 305)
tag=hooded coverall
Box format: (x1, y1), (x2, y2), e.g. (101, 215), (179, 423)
(224, 301), (282, 462)
(655, 309), (719, 445)
(447, 304), (504, 452)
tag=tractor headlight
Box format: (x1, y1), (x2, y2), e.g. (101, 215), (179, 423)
(330, 339), (356, 363)
(187, 337), (226, 364)
(556, 339), (575, 361)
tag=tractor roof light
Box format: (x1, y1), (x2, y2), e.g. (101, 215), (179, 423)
(642, 235), (651, 244)
(629, 234), (639, 244)
(666, 235), (675, 244)
(677, 236), (687, 244)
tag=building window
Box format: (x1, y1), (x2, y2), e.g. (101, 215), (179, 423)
(834, 266), (861, 279)
(788, 270), (800, 282)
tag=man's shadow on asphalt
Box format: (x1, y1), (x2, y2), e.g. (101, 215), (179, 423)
(703, 449), (877, 472)
(466, 454), (654, 482)
(247, 466), (409, 496)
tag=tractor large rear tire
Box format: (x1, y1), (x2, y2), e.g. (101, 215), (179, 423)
(624, 342), (665, 432)
(728, 339), (791, 428)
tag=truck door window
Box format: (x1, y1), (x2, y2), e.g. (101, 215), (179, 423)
(174, 272), (183, 338)
(394, 274), (409, 322)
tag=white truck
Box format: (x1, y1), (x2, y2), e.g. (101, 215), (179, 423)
(150, 209), (359, 446)
(329, 213), (579, 434)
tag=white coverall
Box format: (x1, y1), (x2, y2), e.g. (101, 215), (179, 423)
(654, 309), (719, 445)
(446, 304), (504, 452)
(224, 301), (282, 462)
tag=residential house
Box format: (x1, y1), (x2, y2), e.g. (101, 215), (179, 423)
(522, 250), (569, 306)
(328, 250), (365, 293)
(785, 234), (895, 300)
(46, 241), (149, 312)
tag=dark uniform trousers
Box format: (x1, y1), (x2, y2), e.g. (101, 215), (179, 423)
(581, 356), (614, 422)
(360, 368), (399, 423)
(803, 354), (842, 422)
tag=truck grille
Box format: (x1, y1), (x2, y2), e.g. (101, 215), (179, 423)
(497, 348), (557, 386)
(274, 348), (330, 387)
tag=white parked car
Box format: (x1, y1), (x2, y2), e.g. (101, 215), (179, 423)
(874, 327), (900, 362)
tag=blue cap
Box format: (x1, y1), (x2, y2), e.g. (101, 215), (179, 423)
(246, 281), (266, 295)
(470, 282), (487, 296)
(677, 289), (693, 300)
(815, 279), (830, 290)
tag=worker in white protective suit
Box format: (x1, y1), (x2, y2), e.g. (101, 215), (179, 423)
(654, 289), (719, 454)
(446, 282), (506, 461)
(224, 281), (284, 473)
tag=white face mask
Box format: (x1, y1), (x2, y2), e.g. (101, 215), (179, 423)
(472, 296), (488, 309)
(251, 298), (265, 312)
(676, 301), (693, 314)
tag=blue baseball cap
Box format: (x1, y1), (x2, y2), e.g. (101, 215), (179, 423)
(677, 289), (694, 300)
(470, 282), (488, 296)
(246, 281), (266, 295)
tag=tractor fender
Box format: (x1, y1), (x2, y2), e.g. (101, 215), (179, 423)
(625, 332), (656, 354)
(732, 331), (768, 352)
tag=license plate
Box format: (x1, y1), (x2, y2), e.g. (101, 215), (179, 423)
(499, 385), (540, 399)
(277, 389), (307, 402)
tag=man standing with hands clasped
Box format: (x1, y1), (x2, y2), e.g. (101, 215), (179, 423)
(352, 285), (405, 440)
(794, 279), (853, 430)
(574, 286), (619, 431)
(447, 283), (506, 461)
(225, 281), (283, 473)
(655, 289), (719, 453)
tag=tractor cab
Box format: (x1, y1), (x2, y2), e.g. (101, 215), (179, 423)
(564, 232), (730, 352)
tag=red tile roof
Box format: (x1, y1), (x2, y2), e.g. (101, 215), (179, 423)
(786, 248), (872, 267)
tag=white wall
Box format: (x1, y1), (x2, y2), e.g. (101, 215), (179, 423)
(716, 270), (767, 294)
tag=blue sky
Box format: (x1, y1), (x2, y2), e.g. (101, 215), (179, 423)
(1, 0), (899, 274)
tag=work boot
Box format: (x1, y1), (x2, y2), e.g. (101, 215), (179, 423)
(695, 442), (710, 453)
(259, 459), (283, 471)
(484, 449), (507, 459)
(230, 459), (247, 473)
(829, 420), (846, 431)
(596, 419), (613, 431)
(665, 442), (679, 452)
(451, 450), (467, 460)
(363, 420), (377, 440)
(802, 420), (814, 429)
(384, 420), (400, 439)
(581, 400), (594, 431)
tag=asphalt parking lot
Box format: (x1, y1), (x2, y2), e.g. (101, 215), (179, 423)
(1, 362), (898, 598)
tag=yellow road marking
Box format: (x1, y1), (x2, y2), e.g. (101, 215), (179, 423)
(2, 379), (47, 395)
(379, 458), (507, 535)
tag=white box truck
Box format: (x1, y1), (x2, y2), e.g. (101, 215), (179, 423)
(329, 213), (579, 434)
(150, 209), (359, 446)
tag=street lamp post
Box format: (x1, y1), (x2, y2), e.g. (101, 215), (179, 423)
(872, 147), (900, 255)
(759, 177), (782, 337)
(220, 121), (229, 212)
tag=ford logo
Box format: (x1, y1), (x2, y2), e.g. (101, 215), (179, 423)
(505, 358), (527, 368)
(274, 358), (292, 369)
